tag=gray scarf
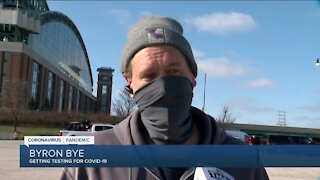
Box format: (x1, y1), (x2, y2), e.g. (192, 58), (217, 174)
(134, 76), (193, 144)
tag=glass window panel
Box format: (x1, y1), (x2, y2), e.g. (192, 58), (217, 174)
(68, 86), (73, 112)
(76, 90), (80, 112)
(31, 61), (40, 102)
(27, 21), (94, 94)
(0, 52), (8, 94)
(102, 85), (107, 94)
(2, 61), (7, 74)
(47, 72), (54, 106)
(58, 80), (65, 112)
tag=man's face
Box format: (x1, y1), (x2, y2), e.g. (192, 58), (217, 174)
(125, 45), (196, 94)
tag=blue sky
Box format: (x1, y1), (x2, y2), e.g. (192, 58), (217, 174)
(48, 1), (320, 129)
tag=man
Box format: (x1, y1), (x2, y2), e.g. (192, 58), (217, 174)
(61, 15), (269, 180)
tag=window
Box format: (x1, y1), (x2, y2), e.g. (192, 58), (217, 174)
(58, 79), (65, 112)
(68, 86), (73, 112)
(47, 71), (54, 107)
(0, 24), (12, 32)
(28, 22), (93, 93)
(83, 96), (87, 113)
(101, 85), (107, 112)
(31, 61), (40, 107)
(0, 52), (8, 95)
(102, 85), (107, 94)
(76, 90), (80, 112)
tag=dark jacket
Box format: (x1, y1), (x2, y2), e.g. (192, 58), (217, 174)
(61, 107), (269, 180)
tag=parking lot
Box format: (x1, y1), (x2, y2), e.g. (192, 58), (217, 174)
(1, 140), (319, 180)
(0, 140), (61, 180)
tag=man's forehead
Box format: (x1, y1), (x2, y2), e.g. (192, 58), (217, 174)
(136, 45), (181, 55)
(132, 45), (186, 64)
(131, 46), (187, 69)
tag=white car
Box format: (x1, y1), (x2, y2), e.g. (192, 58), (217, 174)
(61, 123), (114, 136)
(226, 130), (249, 142)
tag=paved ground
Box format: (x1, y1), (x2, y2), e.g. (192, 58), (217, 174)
(0, 140), (61, 180)
(267, 168), (320, 180)
(1, 140), (320, 180)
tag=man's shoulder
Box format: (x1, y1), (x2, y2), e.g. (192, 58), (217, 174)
(92, 114), (134, 145)
(190, 106), (216, 123)
(190, 107), (247, 145)
(93, 128), (120, 145)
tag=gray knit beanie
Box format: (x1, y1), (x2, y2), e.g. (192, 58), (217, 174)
(121, 15), (197, 77)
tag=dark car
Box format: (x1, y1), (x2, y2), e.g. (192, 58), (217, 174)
(247, 135), (261, 145)
(290, 136), (314, 144)
(260, 134), (313, 145)
(66, 122), (88, 131)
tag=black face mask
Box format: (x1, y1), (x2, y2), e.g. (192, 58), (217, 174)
(134, 76), (193, 144)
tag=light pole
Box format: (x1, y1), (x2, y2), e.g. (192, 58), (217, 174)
(202, 71), (208, 112)
(316, 58), (320, 66)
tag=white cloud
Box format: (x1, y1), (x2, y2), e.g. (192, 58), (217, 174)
(227, 96), (274, 112)
(292, 115), (320, 128)
(139, 11), (154, 17)
(227, 50), (241, 58)
(307, 9), (320, 17)
(294, 115), (320, 121)
(298, 103), (320, 113)
(107, 9), (131, 25)
(314, 90), (320, 95)
(244, 78), (277, 89)
(197, 57), (254, 78)
(186, 12), (258, 35)
(194, 48), (278, 88)
(192, 48), (205, 59)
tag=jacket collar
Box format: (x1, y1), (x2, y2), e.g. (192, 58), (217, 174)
(113, 107), (227, 145)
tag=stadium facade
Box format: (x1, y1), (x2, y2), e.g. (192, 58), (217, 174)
(0, 0), (113, 114)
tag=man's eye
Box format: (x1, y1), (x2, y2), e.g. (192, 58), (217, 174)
(143, 73), (156, 80)
(168, 69), (180, 75)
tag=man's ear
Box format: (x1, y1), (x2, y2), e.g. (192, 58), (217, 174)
(192, 77), (197, 88)
(124, 74), (132, 86)
(193, 79), (197, 88)
(124, 74), (133, 94)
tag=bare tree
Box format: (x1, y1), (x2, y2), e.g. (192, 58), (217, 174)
(1, 80), (27, 133)
(216, 106), (236, 129)
(112, 88), (136, 119)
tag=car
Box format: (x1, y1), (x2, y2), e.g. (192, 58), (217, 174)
(59, 123), (114, 136)
(67, 122), (89, 131)
(59, 121), (90, 136)
(290, 135), (313, 144)
(247, 135), (261, 145)
(260, 134), (313, 145)
(90, 123), (114, 132)
(225, 130), (249, 143)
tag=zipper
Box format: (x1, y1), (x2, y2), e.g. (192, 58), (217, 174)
(179, 167), (195, 180)
(144, 168), (161, 180)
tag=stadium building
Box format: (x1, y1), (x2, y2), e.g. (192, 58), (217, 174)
(0, 0), (113, 114)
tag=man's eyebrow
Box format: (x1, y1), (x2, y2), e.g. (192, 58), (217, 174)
(139, 65), (156, 76)
(164, 62), (181, 67)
